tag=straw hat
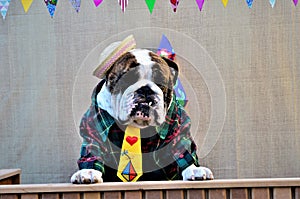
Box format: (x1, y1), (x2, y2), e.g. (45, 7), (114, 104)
(93, 35), (136, 79)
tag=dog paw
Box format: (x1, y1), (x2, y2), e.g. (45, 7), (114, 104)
(71, 169), (103, 184)
(182, 165), (214, 181)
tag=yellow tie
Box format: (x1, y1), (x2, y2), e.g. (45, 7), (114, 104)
(117, 126), (143, 182)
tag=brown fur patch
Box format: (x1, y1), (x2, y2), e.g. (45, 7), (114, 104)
(105, 52), (139, 93)
(149, 51), (178, 110)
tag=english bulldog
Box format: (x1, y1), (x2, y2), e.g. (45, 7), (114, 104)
(71, 36), (213, 183)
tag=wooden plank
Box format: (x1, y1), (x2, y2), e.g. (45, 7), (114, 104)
(124, 191), (142, 199)
(166, 190), (184, 199)
(0, 169), (21, 185)
(0, 195), (19, 199)
(230, 188), (248, 199)
(21, 194), (39, 199)
(252, 188), (270, 199)
(0, 170), (21, 181)
(0, 179), (13, 185)
(144, 190), (163, 199)
(273, 188), (291, 199)
(1, 178), (300, 194)
(62, 193), (81, 199)
(41, 194), (60, 199)
(83, 193), (100, 199)
(208, 189), (226, 199)
(295, 188), (300, 199)
(102, 191), (122, 199)
(187, 189), (205, 199)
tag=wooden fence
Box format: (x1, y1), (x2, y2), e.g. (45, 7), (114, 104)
(0, 178), (300, 199)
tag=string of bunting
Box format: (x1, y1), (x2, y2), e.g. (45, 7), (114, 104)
(0, 0), (298, 20)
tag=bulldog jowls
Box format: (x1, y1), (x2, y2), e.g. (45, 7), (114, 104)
(71, 35), (213, 183)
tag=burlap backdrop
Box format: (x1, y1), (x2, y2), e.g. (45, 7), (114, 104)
(0, 0), (299, 183)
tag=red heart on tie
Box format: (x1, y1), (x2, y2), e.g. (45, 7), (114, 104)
(126, 136), (138, 146)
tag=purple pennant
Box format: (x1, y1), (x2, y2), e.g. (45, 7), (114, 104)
(94, 0), (103, 7)
(246, 0), (253, 8)
(44, 0), (58, 18)
(70, 0), (81, 12)
(293, 0), (298, 6)
(195, 0), (204, 11)
(156, 35), (188, 107)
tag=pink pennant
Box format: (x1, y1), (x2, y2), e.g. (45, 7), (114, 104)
(293, 0), (298, 6)
(195, 0), (204, 11)
(170, 0), (179, 12)
(94, 0), (103, 7)
(119, 0), (128, 12)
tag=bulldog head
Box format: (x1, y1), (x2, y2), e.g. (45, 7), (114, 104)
(98, 48), (178, 129)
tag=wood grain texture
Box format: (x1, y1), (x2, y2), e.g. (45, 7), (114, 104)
(208, 189), (226, 199)
(41, 194), (60, 199)
(83, 192), (100, 199)
(102, 191), (122, 199)
(21, 194), (39, 199)
(0, 195), (19, 199)
(124, 191), (142, 199)
(251, 188), (270, 199)
(230, 188), (248, 199)
(166, 190), (184, 199)
(187, 189), (206, 199)
(62, 193), (81, 199)
(144, 190), (163, 199)
(273, 188), (291, 199)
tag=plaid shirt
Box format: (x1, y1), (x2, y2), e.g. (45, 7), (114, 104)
(77, 80), (199, 181)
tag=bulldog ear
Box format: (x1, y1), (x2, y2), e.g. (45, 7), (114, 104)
(162, 57), (179, 85)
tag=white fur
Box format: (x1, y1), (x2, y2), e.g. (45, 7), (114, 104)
(97, 84), (115, 118)
(182, 165), (214, 181)
(130, 49), (154, 80)
(71, 169), (103, 184)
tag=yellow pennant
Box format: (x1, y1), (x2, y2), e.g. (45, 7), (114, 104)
(21, 0), (34, 13)
(117, 126), (143, 182)
(221, 0), (228, 7)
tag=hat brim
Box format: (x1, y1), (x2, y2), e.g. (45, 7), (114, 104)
(93, 35), (136, 79)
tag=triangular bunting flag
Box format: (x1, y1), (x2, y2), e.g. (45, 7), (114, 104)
(69, 0), (80, 12)
(118, 0), (128, 12)
(170, 0), (179, 12)
(157, 35), (188, 107)
(44, 0), (58, 18)
(293, 0), (298, 6)
(269, 0), (275, 7)
(21, 0), (33, 13)
(145, 0), (155, 14)
(195, 0), (204, 11)
(0, 0), (10, 19)
(157, 34), (176, 60)
(246, 0), (253, 8)
(93, 0), (103, 7)
(221, 0), (228, 8)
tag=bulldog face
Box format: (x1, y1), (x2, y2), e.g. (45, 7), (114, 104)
(104, 49), (178, 128)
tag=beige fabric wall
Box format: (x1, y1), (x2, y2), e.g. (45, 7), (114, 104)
(0, 0), (299, 183)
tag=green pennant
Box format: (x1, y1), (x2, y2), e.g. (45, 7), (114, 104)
(145, 0), (156, 14)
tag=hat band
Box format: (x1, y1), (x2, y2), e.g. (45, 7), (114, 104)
(94, 38), (136, 78)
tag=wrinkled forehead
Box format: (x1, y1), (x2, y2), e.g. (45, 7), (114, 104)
(129, 49), (154, 66)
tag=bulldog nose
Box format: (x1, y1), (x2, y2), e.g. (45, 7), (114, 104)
(134, 86), (156, 105)
(135, 85), (154, 95)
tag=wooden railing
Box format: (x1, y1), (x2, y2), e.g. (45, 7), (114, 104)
(0, 169), (21, 185)
(0, 178), (299, 199)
